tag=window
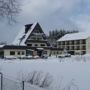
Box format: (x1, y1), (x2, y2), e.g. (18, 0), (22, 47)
(22, 51), (24, 55)
(81, 51), (86, 55)
(35, 44), (38, 46)
(54, 52), (56, 55)
(37, 38), (42, 40)
(71, 41), (74, 45)
(66, 41), (69, 45)
(81, 40), (86, 44)
(58, 42), (61, 45)
(76, 46), (80, 50)
(18, 51), (20, 55)
(41, 44), (45, 47)
(10, 51), (15, 55)
(81, 46), (86, 50)
(66, 46), (70, 50)
(27, 44), (32, 46)
(0, 51), (4, 58)
(44, 51), (47, 54)
(62, 41), (65, 45)
(0, 51), (4, 55)
(31, 37), (36, 40)
(76, 40), (80, 44)
(71, 46), (74, 50)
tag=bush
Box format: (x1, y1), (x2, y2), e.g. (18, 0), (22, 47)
(25, 71), (53, 89)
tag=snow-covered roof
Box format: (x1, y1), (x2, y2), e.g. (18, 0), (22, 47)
(57, 32), (90, 41)
(13, 22), (37, 45)
(0, 45), (5, 48)
(37, 48), (44, 50)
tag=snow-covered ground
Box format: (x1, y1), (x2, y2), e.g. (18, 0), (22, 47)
(0, 55), (90, 90)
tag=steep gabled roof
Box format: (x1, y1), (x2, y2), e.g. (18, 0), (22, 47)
(57, 32), (90, 41)
(13, 22), (37, 45)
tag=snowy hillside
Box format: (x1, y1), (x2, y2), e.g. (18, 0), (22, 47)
(0, 55), (90, 90)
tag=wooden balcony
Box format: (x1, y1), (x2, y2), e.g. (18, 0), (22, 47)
(26, 40), (48, 43)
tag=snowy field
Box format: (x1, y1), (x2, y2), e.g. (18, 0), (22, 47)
(0, 55), (90, 90)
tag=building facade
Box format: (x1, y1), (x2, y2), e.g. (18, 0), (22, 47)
(57, 32), (90, 55)
(0, 22), (63, 58)
(11, 22), (62, 57)
(0, 45), (26, 58)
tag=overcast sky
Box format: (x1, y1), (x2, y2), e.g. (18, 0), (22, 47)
(0, 0), (90, 43)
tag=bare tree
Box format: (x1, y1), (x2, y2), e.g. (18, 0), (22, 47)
(0, 0), (21, 23)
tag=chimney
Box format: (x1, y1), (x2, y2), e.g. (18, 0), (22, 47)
(25, 24), (33, 34)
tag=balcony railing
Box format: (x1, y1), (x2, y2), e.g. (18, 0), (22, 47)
(75, 40), (80, 45)
(70, 41), (74, 45)
(71, 46), (74, 50)
(65, 41), (69, 45)
(66, 46), (70, 50)
(32, 33), (44, 36)
(75, 46), (80, 50)
(81, 46), (86, 50)
(81, 40), (86, 44)
(61, 41), (65, 45)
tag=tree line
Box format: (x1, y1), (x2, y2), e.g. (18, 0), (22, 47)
(47, 29), (79, 47)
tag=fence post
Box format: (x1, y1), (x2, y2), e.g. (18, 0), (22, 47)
(22, 81), (24, 90)
(0, 72), (3, 90)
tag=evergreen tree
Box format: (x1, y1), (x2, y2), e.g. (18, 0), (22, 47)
(48, 29), (78, 47)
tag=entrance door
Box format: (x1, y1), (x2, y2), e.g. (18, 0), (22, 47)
(36, 48), (43, 57)
(37, 50), (43, 57)
(26, 50), (33, 56)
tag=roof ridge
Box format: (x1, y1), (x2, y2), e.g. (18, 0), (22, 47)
(57, 32), (90, 41)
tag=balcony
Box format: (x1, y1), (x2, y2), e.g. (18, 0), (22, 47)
(65, 41), (69, 45)
(71, 46), (74, 50)
(81, 40), (86, 44)
(81, 46), (86, 50)
(61, 41), (65, 45)
(75, 46), (80, 50)
(58, 42), (61, 45)
(66, 46), (70, 50)
(70, 41), (74, 45)
(81, 51), (86, 55)
(28, 36), (45, 41)
(75, 40), (80, 45)
(32, 33), (44, 36)
(26, 39), (48, 43)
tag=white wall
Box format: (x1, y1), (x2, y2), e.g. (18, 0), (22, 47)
(86, 37), (90, 53)
(4, 49), (26, 58)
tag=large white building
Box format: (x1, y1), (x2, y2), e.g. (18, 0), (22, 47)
(0, 22), (63, 58)
(57, 32), (90, 55)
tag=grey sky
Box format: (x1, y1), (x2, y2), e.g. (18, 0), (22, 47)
(0, 0), (90, 43)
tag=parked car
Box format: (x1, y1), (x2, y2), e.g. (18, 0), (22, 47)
(65, 53), (71, 57)
(41, 54), (48, 59)
(58, 53), (71, 58)
(26, 55), (33, 59)
(33, 55), (40, 59)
